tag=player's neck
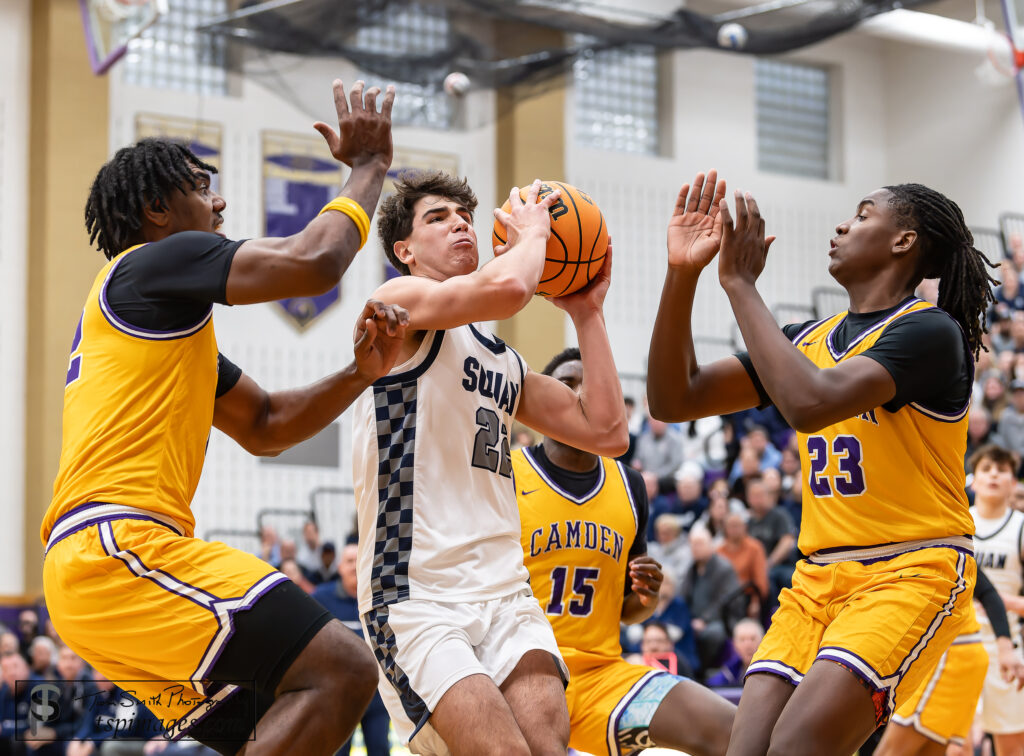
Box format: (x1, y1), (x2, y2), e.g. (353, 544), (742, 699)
(844, 279), (915, 314)
(541, 439), (599, 473)
(975, 496), (1010, 519)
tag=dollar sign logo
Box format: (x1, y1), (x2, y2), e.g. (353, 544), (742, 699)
(29, 683), (61, 735)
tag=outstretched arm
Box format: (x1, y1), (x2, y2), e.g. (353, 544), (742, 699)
(516, 247), (628, 457)
(717, 192), (896, 433)
(225, 80), (395, 305)
(213, 301), (408, 455)
(647, 172), (763, 422)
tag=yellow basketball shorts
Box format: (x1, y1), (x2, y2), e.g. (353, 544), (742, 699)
(43, 507), (290, 737)
(748, 540), (976, 726)
(891, 634), (988, 745)
(562, 648), (683, 756)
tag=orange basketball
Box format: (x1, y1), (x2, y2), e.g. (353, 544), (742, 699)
(491, 181), (609, 297)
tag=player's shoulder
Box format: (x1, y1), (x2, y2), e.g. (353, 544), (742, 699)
(618, 461), (645, 489)
(885, 304), (963, 341)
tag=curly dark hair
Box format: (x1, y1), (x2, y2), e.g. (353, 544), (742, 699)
(377, 170), (477, 275)
(884, 183), (998, 359)
(85, 138), (217, 260)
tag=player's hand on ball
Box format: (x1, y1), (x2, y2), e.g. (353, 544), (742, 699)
(548, 242), (613, 315)
(718, 190), (776, 290)
(628, 554), (663, 607)
(313, 79), (395, 170)
(353, 300), (409, 382)
(492, 179), (560, 255)
(666, 170), (727, 271)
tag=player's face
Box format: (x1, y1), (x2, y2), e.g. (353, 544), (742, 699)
(401, 195), (477, 280)
(550, 359), (583, 394)
(829, 189), (908, 285)
(971, 458), (1016, 503)
(163, 167), (226, 237)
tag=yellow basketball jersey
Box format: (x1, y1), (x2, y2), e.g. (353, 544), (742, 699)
(514, 447), (639, 660)
(42, 245), (220, 543)
(792, 299), (974, 554)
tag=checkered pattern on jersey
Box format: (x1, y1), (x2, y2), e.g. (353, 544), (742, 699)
(364, 606), (430, 728)
(370, 381), (417, 607)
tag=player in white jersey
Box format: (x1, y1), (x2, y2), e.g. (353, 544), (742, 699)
(969, 444), (1024, 755)
(352, 173), (628, 755)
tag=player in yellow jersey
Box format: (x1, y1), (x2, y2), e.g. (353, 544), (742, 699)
(42, 80), (407, 756)
(515, 347), (736, 756)
(647, 172), (997, 756)
(875, 564), (1024, 755)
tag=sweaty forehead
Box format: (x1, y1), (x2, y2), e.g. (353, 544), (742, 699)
(414, 194), (463, 215)
(860, 188), (893, 210)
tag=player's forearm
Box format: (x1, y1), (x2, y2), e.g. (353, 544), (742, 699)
(573, 307), (629, 456)
(647, 267), (705, 421)
(621, 593), (657, 625)
(472, 230), (549, 318)
(285, 159), (390, 285)
(724, 281), (837, 432)
(257, 364), (372, 455)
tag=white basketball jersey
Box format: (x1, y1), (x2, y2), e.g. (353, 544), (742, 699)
(352, 324), (530, 613)
(971, 506), (1024, 643)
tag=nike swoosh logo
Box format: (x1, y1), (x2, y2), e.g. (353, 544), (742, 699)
(520, 489), (538, 496)
(802, 341), (816, 346)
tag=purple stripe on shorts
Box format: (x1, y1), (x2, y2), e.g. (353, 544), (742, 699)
(745, 659), (804, 686)
(47, 513), (179, 554)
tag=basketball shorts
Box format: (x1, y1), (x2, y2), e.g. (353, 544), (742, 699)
(361, 588), (567, 756)
(979, 636), (1024, 735)
(561, 648), (684, 756)
(43, 505), (332, 754)
(891, 633), (988, 745)
(747, 539), (975, 726)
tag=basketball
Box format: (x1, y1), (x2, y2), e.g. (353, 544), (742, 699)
(491, 181), (609, 297)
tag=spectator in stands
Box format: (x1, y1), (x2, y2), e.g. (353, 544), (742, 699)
(53, 645), (98, 745)
(295, 520), (322, 577)
(625, 622), (691, 679)
(745, 477), (797, 600)
(619, 396), (638, 465)
(647, 514), (692, 586)
(67, 670), (162, 756)
(16, 611), (39, 660)
(257, 525), (280, 567)
(0, 632), (20, 661)
(1012, 481), (1024, 513)
(1, 652), (34, 754)
(988, 310), (1014, 354)
(728, 426), (781, 483)
(1010, 311), (1024, 352)
(728, 446), (762, 495)
(279, 558), (314, 594)
(311, 544), (391, 756)
(997, 379), (1024, 464)
(511, 424), (536, 451)
(622, 576), (699, 678)
(966, 407), (1000, 467)
(982, 372), (1009, 423)
(1010, 232), (1024, 273)
(995, 259), (1024, 313)
(778, 469), (803, 534)
(277, 538), (298, 570)
(778, 447), (800, 494)
(717, 513), (768, 619)
(29, 636), (58, 680)
(668, 466), (709, 531)
(706, 619), (765, 688)
(678, 417), (728, 475)
(306, 541), (337, 585)
(632, 416), (683, 493)
(680, 528), (744, 674)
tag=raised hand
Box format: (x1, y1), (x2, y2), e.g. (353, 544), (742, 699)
(314, 79), (395, 170)
(492, 179), (561, 256)
(549, 241), (613, 316)
(666, 170), (727, 271)
(627, 555), (664, 607)
(718, 190), (777, 290)
(352, 299), (410, 382)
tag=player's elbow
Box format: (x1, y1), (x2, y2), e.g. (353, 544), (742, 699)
(594, 424), (630, 457)
(485, 275), (533, 319)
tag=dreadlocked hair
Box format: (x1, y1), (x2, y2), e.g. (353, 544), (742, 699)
(884, 183), (998, 359)
(84, 138), (218, 260)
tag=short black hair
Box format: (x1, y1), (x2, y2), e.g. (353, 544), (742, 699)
(541, 347), (581, 377)
(85, 138), (217, 260)
(968, 443), (1018, 474)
